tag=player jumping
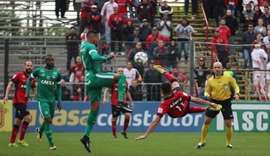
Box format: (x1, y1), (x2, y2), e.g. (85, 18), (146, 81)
(80, 30), (132, 153)
(136, 65), (222, 140)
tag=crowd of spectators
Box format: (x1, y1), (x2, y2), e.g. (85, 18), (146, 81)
(59, 0), (270, 101)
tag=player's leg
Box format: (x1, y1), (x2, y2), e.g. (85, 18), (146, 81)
(188, 106), (205, 113)
(9, 104), (23, 147)
(122, 111), (131, 139)
(91, 72), (131, 112)
(196, 109), (219, 149)
(39, 102), (55, 150)
(17, 104), (31, 146)
(111, 105), (119, 139)
(153, 65), (180, 89)
(80, 88), (101, 153)
(220, 101), (233, 149)
(36, 122), (45, 143)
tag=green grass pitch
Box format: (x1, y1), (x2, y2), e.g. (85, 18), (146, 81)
(0, 132), (269, 156)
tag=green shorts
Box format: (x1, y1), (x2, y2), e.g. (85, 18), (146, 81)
(38, 101), (55, 119)
(86, 72), (115, 103)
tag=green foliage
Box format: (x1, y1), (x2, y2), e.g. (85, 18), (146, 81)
(0, 10), (21, 36)
(0, 132), (269, 156)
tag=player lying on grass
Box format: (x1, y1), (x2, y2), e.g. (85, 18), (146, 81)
(136, 65), (222, 140)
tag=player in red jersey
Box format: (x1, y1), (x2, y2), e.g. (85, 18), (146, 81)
(103, 68), (135, 139)
(136, 65), (221, 140)
(3, 61), (36, 147)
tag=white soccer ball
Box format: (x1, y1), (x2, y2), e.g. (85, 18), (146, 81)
(134, 52), (148, 65)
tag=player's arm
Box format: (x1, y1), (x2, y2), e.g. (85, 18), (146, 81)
(56, 74), (62, 111)
(103, 88), (109, 104)
(89, 49), (113, 62)
(190, 96), (218, 109)
(230, 77), (240, 100)
(126, 90), (135, 109)
(26, 70), (38, 97)
(3, 81), (14, 104)
(136, 115), (162, 140)
(204, 79), (212, 100)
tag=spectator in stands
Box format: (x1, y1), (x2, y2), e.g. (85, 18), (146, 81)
(101, 0), (119, 47)
(225, 0), (238, 16)
(80, 0), (93, 33)
(213, 0), (226, 26)
(128, 41), (144, 64)
(260, 6), (270, 27)
(69, 56), (85, 101)
(194, 57), (209, 88)
(115, 0), (137, 18)
(175, 18), (195, 64)
(216, 18), (231, 42)
(211, 29), (229, 68)
(159, 0), (173, 21)
(263, 30), (270, 58)
(184, 0), (198, 18)
(126, 27), (140, 50)
(145, 27), (163, 59)
(129, 79), (143, 101)
(242, 23), (256, 68)
(243, 0), (258, 11)
(88, 5), (102, 34)
(201, 0), (214, 20)
(224, 9), (239, 54)
(251, 33), (266, 51)
(259, 0), (270, 13)
(108, 6), (125, 55)
(251, 43), (268, 101)
(171, 67), (188, 91)
(266, 62), (270, 99)
(153, 40), (169, 68)
(60, 80), (72, 101)
(123, 61), (142, 88)
(139, 19), (153, 50)
(240, 3), (255, 32)
(55, 0), (67, 19)
(144, 60), (163, 101)
(73, 0), (82, 25)
(167, 39), (178, 69)
(137, 0), (155, 27)
(65, 26), (80, 70)
(123, 18), (135, 49)
(253, 5), (262, 26)
(157, 14), (172, 44)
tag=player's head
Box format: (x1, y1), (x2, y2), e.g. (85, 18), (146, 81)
(86, 30), (98, 45)
(24, 60), (33, 74)
(213, 62), (223, 76)
(45, 54), (54, 69)
(161, 81), (172, 96)
(116, 68), (124, 74)
(126, 61), (133, 69)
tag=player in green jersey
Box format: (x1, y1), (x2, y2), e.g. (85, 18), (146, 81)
(80, 30), (132, 153)
(26, 54), (62, 150)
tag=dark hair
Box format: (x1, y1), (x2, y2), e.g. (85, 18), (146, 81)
(45, 54), (53, 60)
(161, 82), (172, 95)
(86, 30), (98, 37)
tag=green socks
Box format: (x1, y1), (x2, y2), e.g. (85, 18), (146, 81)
(85, 110), (99, 137)
(44, 123), (53, 146)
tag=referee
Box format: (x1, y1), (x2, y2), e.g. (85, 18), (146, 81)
(196, 62), (240, 149)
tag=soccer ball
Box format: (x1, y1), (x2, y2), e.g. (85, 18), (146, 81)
(134, 52), (148, 65)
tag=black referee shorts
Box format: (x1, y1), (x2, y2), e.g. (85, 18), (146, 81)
(111, 105), (130, 118)
(205, 99), (233, 120)
(14, 103), (30, 120)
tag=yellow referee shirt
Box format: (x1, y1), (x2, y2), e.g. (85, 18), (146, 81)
(204, 74), (240, 101)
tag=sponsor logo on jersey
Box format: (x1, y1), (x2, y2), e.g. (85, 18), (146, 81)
(41, 80), (55, 85)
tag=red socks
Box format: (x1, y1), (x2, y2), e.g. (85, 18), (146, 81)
(10, 124), (19, 143)
(20, 121), (29, 141)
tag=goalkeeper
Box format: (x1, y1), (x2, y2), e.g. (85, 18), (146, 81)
(79, 30), (132, 153)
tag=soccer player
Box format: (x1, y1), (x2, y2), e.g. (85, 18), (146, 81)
(26, 55), (62, 150)
(196, 62), (240, 149)
(79, 30), (132, 153)
(136, 65), (221, 140)
(3, 61), (35, 147)
(103, 68), (135, 139)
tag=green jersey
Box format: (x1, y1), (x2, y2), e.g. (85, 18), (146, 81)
(26, 66), (62, 103)
(80, 42), (108, 75)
